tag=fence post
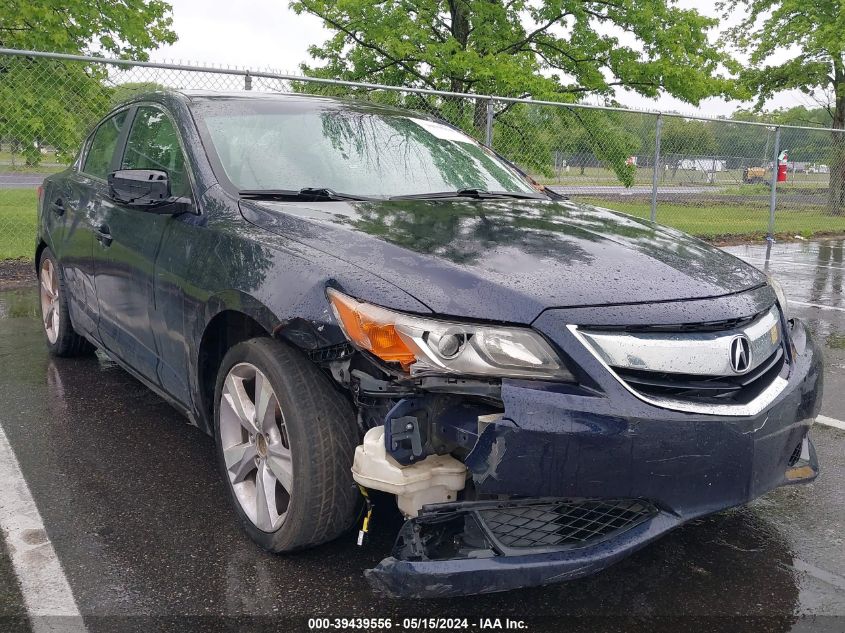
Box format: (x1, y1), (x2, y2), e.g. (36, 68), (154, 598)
(244, 71), (252, 91)
(768, 126), (781, 240)
(650, 113), (663, 223)
(484, 98), (494, 146)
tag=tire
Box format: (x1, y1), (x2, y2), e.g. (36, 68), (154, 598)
(38, 248), (94, 357)
(213, 336), (361, 552)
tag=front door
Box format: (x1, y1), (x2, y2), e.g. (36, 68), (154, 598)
(93, 105), (192, 385)
(55, 109), (130, 339)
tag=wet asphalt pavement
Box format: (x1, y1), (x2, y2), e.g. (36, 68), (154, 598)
(0, 241), (844, 632)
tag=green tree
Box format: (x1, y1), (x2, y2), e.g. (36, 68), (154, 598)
(0, 1), (175, 58)
(110, 82), (169, 107)
(292, 0), (735, 103)
(545, 108), (640, 185)
(771, 106), (833, 128)
(0, 58), (112, 165)
(721, 0), (845, 213)
(291, 0), (737, 186)
(659, 118), (717, 178)
(561, 126), (597, 176)
(713, 111), (770, 169)
(0, 1), (176, 166)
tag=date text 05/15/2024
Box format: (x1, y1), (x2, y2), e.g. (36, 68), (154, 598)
(307, 618), (528, 630)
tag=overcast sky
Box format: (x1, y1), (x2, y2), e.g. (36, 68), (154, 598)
(149, 0), (818, 118)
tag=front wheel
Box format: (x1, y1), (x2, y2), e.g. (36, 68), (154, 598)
(213, 337), (361, 552)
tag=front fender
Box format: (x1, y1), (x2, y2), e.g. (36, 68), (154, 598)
(183, 190), (431, 428)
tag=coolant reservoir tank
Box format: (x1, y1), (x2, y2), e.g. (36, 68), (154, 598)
(351, 426), (467, 517)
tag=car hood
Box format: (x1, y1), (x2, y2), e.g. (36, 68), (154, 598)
(241, 197), (767, 324)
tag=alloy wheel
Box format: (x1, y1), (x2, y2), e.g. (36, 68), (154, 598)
(40, 258), (60, 344)
(219, 362), (293, 532)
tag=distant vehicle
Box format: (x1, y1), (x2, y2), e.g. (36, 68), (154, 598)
(678, 158), (725, 172)
(743, 166), (768, 184)
(808, 164), (830, 174)
(35, 90), (822, 598)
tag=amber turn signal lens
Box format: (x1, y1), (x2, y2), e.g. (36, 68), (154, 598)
(327, 289), (417, 368)
(327, 290), (370, 348)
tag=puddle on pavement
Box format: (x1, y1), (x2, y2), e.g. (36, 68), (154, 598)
(724, 239), (845, 309)
(0, 287), (39, 320)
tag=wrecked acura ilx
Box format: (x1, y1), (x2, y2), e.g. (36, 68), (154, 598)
(36, 91), (822, 598)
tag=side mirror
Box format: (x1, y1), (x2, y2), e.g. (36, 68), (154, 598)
(108, 169), (191, 215)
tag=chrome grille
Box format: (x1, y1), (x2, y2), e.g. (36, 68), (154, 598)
(578, 306), (782, 377)
(570, 305), (790, 416)
(615, 346), (785, 404)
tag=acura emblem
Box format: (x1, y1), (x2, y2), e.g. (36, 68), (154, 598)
(729, 335), (752, 373)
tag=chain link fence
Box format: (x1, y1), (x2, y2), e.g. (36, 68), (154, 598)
(2, 47), (845, 260)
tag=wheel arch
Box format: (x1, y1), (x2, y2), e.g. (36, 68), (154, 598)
(194, 288), (348, 433)
(196, 306), (269, 433)
(35, 239), (48, 272)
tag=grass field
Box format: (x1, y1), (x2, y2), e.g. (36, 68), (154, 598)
(0, 189), (37, 260)
(0, 150), (64, 174)
(583, 198), (845, 240)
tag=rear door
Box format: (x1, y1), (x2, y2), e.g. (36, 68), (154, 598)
(53, 109), (130, 339)
(93, 105), (192, 385)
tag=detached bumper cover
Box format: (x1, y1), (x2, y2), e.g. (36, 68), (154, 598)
(367, 505), (676, 598)
(366, 319), (822, 598)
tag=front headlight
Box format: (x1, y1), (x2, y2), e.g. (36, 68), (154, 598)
(327, 289), (573, 380)
(768, 275), (790, 321)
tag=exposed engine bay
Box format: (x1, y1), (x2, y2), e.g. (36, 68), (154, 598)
(315, 339), (504, 517)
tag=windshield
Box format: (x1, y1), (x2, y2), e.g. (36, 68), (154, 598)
(190, 97), (537, 198)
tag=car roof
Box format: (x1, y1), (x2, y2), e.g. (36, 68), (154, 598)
(122, 89), (428, 118)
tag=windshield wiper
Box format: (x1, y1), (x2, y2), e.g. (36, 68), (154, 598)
(239, 187), (374, 202)
(389, 188), (547, 201)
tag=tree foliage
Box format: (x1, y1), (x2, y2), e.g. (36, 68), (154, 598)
(721, 0), (845, 213)
(0, 0), (176, 58)
(0, 58), (112, 165)
(0, 1), (176, 166)
(110, 82), (170, 107)
(292, 0), (736, 103)
(291, 0), (736, 186)
(536, 108), (640, 185)
(660, 118), (716, 176)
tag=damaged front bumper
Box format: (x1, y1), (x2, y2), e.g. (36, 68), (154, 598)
(366, 498), (675, 599)
(368, 434), (817, 599)
(365, 318), (823, 598)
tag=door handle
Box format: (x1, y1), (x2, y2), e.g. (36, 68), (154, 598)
(95, 224), (112, 247)
(50, 198), (65, 216)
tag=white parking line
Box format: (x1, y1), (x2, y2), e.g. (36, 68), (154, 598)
(790, 300), (845, 313)
(817, 415), (845, 431)
(737, 257), (845, 272)
(0, 423), (87, 632)
(793, 558), (845, 593)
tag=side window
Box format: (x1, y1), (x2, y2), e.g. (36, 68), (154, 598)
(82, 111), (128, 179)
(121, 107), (190, 198)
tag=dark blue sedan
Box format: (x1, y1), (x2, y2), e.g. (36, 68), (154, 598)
(35, 90), (822, 598)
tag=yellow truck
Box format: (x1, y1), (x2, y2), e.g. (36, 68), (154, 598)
(742, 166), (768, 184)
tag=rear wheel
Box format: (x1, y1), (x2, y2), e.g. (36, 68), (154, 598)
(39, 248), (94, 357)
(213, 337), (361, 552)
